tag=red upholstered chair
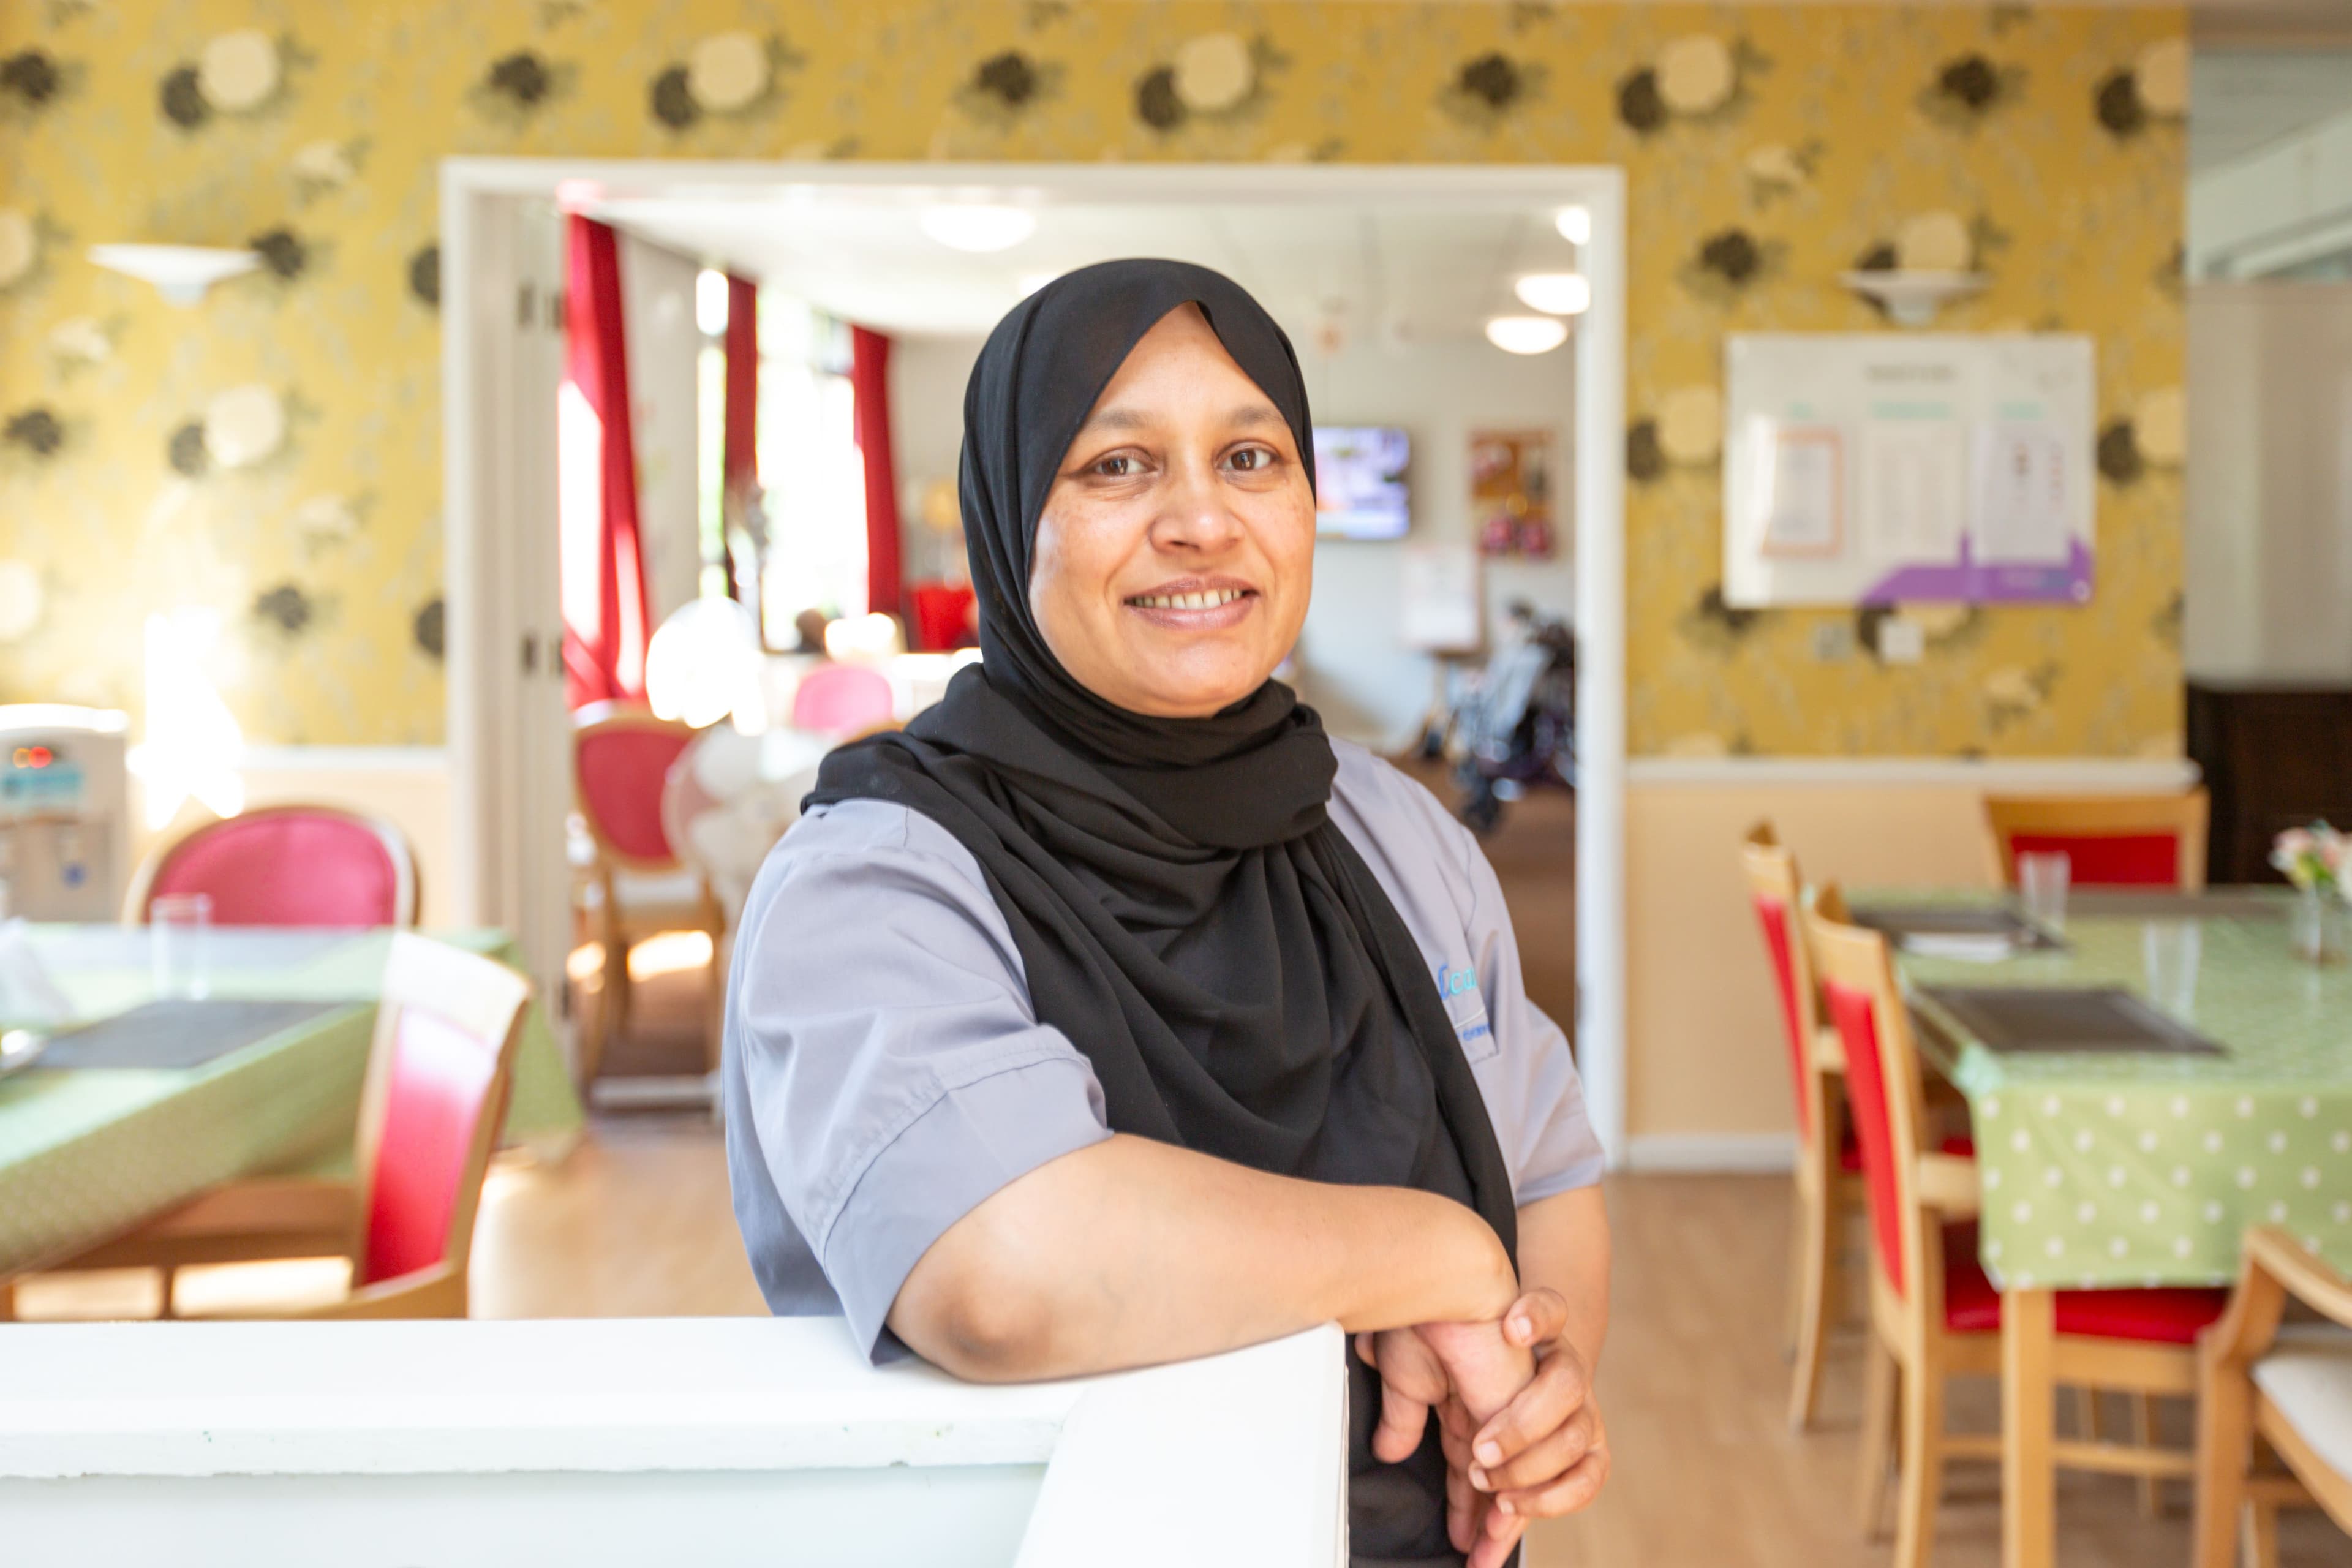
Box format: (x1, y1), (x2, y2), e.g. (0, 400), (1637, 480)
(572, 702), (724, 1095)
(1983, 791), (2210, 889)
(1741, 821), (1868, 1431)
(790, 662), (896, 736)
(125, 805), (418, 927)
(1805, 886), (2227, 1568)
(18, 933), (529, 1321)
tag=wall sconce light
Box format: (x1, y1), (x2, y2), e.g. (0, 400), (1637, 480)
(88, 244), (262, 307)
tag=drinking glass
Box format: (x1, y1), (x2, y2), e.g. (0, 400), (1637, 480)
(151, 893), (213, 1000)
(2017, 851), (2071, 934)
(2141, 921), (2202, 1019)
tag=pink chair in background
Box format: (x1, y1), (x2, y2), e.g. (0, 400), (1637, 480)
(571, 701), (723, 1095)
(124, 805), (418, 927)
(790, 663), (896, 737)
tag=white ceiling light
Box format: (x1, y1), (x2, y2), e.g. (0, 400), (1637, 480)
(696, 268), (730, 336)
(1554, 206), (1593, 246)
(918, 204), (1036, 254)
(89, 244), (261, 306)
(1513, 272), (1591, 316)
(1485, 315), (1569, 355)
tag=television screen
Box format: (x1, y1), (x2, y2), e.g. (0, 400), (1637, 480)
(1313, 426), (1411, 540)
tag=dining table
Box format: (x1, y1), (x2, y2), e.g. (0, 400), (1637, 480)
(1880, 886), (2352, 1568)
(0, 925), (583, 1281)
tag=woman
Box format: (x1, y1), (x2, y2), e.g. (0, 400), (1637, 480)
(725, 259), (1610, 1567)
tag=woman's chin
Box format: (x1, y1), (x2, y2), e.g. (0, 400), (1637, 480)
(1122, 668), (1274, 719)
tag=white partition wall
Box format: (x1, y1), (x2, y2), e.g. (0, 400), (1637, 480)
(0, 1319), (1347, 1567)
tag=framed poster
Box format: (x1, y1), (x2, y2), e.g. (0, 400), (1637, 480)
(1723, 334), (2095, 607)
(1470, 428), (1556, 560)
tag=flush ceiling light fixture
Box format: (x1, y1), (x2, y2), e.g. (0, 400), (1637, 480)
(918, 204), (1036, 254)
(1485, 315), (1569, 355)
(1554, 206), (1593, 246)
(88, 244), (261, 306)
(1513, 272), (1592, 316)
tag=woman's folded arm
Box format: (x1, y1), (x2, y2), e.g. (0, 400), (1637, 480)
(887, 1131), (1520, 1382)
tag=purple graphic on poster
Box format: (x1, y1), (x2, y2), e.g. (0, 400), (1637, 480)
(1860, 537), (2092, 606)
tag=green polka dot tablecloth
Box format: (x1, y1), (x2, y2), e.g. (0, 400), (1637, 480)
(0, 927), (582, 1276)
(1887, 892), (2352, 1292)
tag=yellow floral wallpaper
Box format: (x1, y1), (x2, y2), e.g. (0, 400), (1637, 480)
(0, 0), (2186, 755)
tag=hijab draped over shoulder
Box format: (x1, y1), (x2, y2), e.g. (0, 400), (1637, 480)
(809, 258), (1516, 1567)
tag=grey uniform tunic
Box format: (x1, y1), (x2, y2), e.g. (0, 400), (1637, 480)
(722, 737), (1605, 1358)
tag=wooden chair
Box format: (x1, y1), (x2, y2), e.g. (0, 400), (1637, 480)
(18, 933), (529, 1320)
(125, 803), (420, 926)
(1983, 790), (2211, 889)
(2193, 1228), (2352, 1568)
(1741, 821), (1866, 1431)
(572, 701), (725, 1093)
(1804, 884), (2230, 1568)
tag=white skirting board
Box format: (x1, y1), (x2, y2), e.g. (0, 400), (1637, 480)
(1626, 1133), (1798, 1174)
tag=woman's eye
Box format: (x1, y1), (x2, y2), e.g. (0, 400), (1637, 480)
(1227, 446), (1276, 472)
(1093, 454), (1139, 478)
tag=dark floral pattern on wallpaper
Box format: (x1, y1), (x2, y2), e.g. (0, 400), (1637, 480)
(2095, 38), (2188, 139)
(251, 581), (318, 640)
(1679, 585), (1767, 655)
(407, 244), (440, 309)
(4, 407), (65, 461)
(159, 31), (309, 130)
(469, 49), (576, 124)
(1626, 386), (1722, 485)
(248, 226), (315, 284)
(1437, 51), (1542, 130)
(163, 385), (305, 479)
(649, 32), (802, 130)
(1135, 33), (1284, 134)
(1, 46), (79, 115)
(1918, 52), (2026, 130)
(1616, 34), (1768, 136)
(413, 597), (446, 661)
(956, 50), (1062, 126)
(1678, 227), (1784, 303)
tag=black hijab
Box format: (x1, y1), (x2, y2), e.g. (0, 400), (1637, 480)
(809, 258), (1515, 1566)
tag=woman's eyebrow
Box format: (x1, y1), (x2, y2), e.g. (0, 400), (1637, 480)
(1072, 402), (1284, 440)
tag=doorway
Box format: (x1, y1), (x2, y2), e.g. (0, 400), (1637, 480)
(442, 159), (1628, 1161)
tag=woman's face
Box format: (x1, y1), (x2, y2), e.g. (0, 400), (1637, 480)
(1030, 304), (1316, 719)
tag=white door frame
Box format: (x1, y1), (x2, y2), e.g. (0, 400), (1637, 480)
(442, 158), (1630, 1165)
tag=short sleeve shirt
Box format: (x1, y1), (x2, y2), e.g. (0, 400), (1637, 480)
(722, 739), (1605, 1358)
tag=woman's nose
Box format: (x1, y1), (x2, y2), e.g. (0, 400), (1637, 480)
(1150, 459), (1245, 552)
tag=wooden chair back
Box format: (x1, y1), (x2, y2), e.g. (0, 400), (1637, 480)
(345, 934), (530, 1300)
(1804, 885), (1944, 1332)
(573, 701), (696, 872)
(126, 804), (420, 927)
(1740, 821), (1829, 1139)
(1983, 790), (2210, 889)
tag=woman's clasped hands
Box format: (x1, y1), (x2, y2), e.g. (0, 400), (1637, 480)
(1354, 1286), (1610, 1568)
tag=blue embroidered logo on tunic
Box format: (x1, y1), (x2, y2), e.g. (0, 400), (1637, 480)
(1434, 963), (1480, 1000)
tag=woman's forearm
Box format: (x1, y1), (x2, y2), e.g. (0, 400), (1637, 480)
(1515, 1185), (1611, 1371)
(888, 1133), (1520, 1382)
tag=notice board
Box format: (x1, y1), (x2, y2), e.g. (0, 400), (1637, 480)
(1722, 334), (2095, 608)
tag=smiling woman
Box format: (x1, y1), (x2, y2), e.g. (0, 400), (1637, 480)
(724, 259), (1611, 1568)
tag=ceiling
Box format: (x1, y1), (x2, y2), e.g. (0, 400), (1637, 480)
(2192, 48), (2352, 172)
(589, 189), (1584, 347)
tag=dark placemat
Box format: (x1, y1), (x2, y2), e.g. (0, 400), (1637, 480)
(1917, 985), (2223, 1057)
(1850, 904), (2067, 951)
(36, 999), (349, 1071)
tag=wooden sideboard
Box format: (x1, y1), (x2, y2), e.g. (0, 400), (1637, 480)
(2185, 681), (2352, 885)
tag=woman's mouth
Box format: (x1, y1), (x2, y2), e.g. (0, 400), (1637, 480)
(1123, 583), (1259, 629)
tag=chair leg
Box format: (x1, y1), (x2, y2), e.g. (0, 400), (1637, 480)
(1788, 1164), (1834, 1432)
(2132, 1393), (2162, 1516)
(0, 1276), (15, 1321)
(158, 1265), (178, 1320)
(1784, 1170), (1807, 1362)
(1892, 1346), (1947, 1568)
(2242, 1498), (2279, 1568)
(2190, 1359), (2252, 1568)
(1857, 1331), (1899, 1538)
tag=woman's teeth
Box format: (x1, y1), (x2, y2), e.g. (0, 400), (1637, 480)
(1129, 589), (1249, 610)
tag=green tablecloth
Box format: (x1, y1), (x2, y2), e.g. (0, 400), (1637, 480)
(0, 927), (582, 1276)
(1887, 892), (2352, 1291)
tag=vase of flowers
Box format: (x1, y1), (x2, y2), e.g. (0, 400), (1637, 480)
(2272, 822), (2349, 965)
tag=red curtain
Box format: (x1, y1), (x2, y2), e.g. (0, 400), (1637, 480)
(560, 215), (652, 709)
(720, 274), (760, 603)
(849, 325), (903, 623)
